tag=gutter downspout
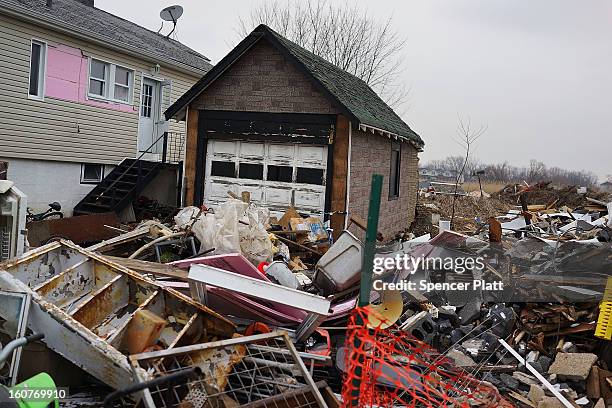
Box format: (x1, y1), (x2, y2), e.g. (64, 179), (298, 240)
(344, 122), (352, 229)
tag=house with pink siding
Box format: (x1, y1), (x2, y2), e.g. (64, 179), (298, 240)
(0, 0), (211, 215)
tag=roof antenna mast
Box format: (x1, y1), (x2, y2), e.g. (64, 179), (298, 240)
(159, 5), (184, 39)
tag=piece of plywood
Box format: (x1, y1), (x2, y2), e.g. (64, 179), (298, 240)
(330, 115), (350, 240)
(184, 107), (199, 206)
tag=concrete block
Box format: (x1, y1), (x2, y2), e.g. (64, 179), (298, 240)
(537, 396), (566, 408)
(528, 384), (546, 404)
(548, 353), (598, 380)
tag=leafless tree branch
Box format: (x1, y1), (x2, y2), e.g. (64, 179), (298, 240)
(238, 0), (409, 109)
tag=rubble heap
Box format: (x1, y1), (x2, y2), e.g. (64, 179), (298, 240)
(0, 183), (609, 407)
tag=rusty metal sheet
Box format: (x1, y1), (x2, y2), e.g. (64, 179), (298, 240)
(0, 240), (236, 390)
(27, 212), (120, 247)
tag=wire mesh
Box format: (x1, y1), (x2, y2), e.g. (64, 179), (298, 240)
(165, 132), (185, 164)
(340, 306), (514, 408)
(130, 332), (325, 408)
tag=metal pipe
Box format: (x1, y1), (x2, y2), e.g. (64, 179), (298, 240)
(0, 333), (44, 365)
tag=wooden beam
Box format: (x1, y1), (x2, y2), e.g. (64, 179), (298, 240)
(105, 256), (188, 281)
(330, 115), (350, 241)
(184, 107), (199, 206)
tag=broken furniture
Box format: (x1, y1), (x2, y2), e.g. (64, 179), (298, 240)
(129, 331), (330, 407)
(0, 240), (235, 390)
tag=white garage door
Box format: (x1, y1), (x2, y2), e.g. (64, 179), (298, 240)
(204, 140), (328, 216)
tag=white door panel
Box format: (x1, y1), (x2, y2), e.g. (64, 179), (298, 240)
(297, 145), (326, 163)
(138, 77), (162, 154)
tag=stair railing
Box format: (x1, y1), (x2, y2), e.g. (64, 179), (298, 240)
(97, 132), (170, 204)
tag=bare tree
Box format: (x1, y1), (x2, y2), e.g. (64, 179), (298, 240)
(450, 115), (487, 229)
(238, 0), (409, 109)
(527, 160), (546, 183)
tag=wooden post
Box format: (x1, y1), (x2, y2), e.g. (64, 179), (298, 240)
(184, 107), (199, 206)
(330, 115), (350, 241)
(488, 217), (502, 243)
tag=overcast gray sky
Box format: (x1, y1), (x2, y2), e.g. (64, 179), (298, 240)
(99, 0), (612, 181)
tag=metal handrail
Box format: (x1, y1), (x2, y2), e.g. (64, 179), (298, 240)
(98, 132), (168, 200)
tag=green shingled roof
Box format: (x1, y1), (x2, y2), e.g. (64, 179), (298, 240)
(165, 24), (423, 147)
(267, 27), (423, 147)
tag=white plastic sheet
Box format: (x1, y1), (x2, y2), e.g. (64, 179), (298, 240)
(174, 200), (273, 265)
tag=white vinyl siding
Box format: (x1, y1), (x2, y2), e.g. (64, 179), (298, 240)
(0, 13), (199, 164)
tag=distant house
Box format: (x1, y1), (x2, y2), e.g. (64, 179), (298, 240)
(419, 167), (458, 183)
(600, 181), (612, 193)
(0, 0), (211, 214)
(165, 24), (425, 240)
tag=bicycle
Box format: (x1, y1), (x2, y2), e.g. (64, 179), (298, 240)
(26, 202), (63, 222)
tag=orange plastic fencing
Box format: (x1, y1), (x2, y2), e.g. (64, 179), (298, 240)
(340, 306), (514, 407)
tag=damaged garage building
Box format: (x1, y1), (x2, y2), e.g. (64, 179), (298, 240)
(165, 24), (425, 240)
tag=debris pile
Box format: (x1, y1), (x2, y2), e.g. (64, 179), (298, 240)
(0, 182), (609, 407)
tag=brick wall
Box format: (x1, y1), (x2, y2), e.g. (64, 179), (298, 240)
(348, 130), (420, 240)
(191, 40), (339, 114)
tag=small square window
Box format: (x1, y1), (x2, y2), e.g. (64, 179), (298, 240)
(211, 161), (235, 178)
(267, 165), (293, 182)
(90, 59), (106, 79)
(296, 167), (324, 185)
(115, 66), (130, 86)
(239, 163), (264, 180)
(81, 163), (104, 184)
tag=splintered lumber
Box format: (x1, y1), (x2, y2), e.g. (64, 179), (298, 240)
(86, 225), (150, 252)
(105, 256), (188, 281)
(274, 235), (322, 256)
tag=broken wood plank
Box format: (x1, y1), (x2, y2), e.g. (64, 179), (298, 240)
(274, 235), (322, 256)
(86, 226), (150, 253)
(105, 256), (188, 281)
(184, 107), (199, 206)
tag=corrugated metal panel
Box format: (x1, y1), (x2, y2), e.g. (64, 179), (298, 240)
(0, 14), (196, 164)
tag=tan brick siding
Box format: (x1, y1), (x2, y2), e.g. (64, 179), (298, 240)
(348, 130), (420, 240)
(191, 40), (340, 114)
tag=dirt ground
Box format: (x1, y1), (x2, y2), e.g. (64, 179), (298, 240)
(411, 194), (513, 236)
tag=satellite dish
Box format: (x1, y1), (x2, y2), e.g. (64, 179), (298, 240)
(160, 5), (183, 22)
(159, 5), (183, 38)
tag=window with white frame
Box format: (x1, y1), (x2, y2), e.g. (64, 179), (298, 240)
(88, 58), (133, 103)
(28, 40), (46, 99)
(80, 163), (104, 184)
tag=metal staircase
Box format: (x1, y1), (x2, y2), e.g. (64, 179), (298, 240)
(73, 132), (184, 216)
